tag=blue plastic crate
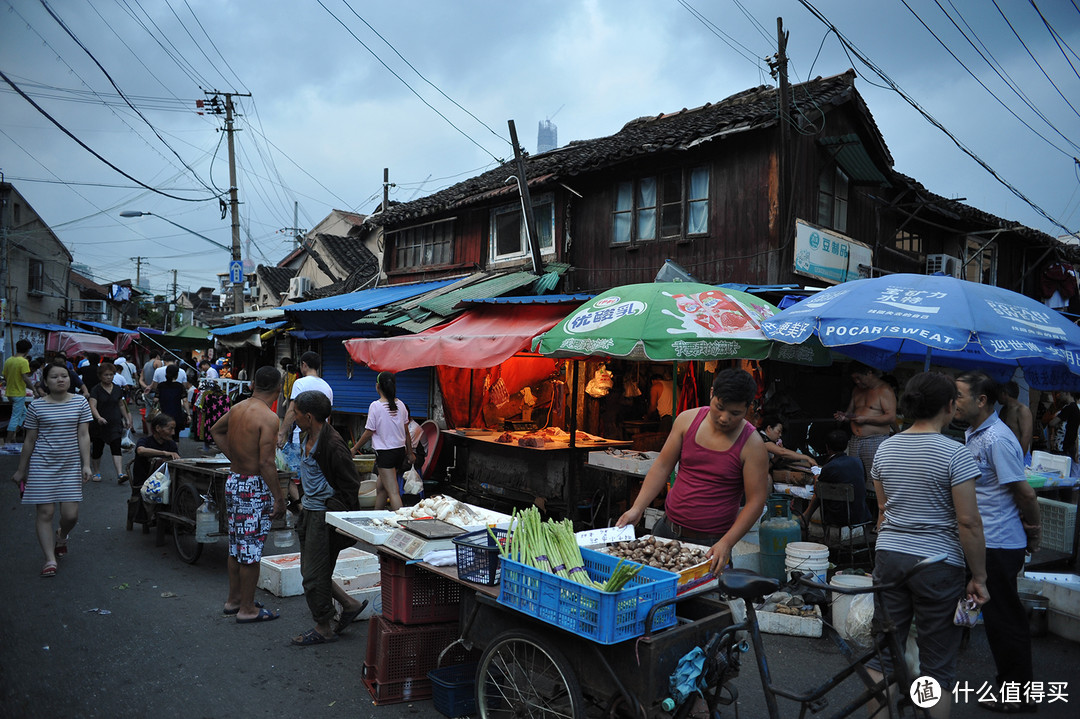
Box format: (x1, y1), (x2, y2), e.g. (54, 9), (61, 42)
(428, 663), (477, 718)
(496, 546), (677, 644)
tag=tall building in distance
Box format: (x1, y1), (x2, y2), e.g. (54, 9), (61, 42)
(537, 119), (558, 154)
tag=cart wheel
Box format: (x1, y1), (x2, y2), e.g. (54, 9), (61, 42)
(171, 483), (204, 564)
(477, 628), (585, 719)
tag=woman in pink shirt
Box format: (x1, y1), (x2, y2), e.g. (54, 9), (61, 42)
(352, 373), (414, 510)
(617, 369), (769, 572)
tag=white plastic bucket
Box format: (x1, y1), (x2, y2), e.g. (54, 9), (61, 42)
(784, 541), (829, 584)
(830, 573), (874, 640)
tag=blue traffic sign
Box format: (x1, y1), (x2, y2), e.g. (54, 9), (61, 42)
(229, 260), (244, 284)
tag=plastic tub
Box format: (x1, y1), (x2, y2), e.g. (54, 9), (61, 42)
(357, 479), (377, 509)
(829, 573), (874, 640)
(785, 542), (829, 585)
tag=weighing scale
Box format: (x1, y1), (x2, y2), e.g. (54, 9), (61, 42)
(383, 518), (466, 559)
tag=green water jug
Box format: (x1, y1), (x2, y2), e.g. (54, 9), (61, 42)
(759, 495), (801, 582)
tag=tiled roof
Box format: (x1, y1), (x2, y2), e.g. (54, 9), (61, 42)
(368, 71), (873, 227)
(69, 270), (109, 299)
(256, 265), (297, 299)
(317, 234), (380, 276)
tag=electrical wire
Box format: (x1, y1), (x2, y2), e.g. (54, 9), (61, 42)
(114, 0), (212, 89)
(675, 0), (767, 72)
(182, 0), (249, 93)
(38, 0), (221, 195)
(797, 0), (1076, 236)
(315, 0), (505, 164)
(1028, 0), (1080, 82)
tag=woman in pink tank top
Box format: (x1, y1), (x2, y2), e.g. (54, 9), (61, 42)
(617, 369), (770, 572)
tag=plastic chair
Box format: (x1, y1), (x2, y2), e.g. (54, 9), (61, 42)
(814, 482), (873, 567)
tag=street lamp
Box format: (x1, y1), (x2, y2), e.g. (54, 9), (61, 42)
(120, 210), (245, 322)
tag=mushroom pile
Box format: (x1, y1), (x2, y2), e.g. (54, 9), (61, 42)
(605, 536), (708, 573)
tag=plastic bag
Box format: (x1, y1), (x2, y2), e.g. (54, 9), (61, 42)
(120, 429), (135, 451)
(141, 465), (171, 504)
(402, 468), (423, 495)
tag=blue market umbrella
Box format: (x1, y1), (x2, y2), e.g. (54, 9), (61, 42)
(760, 273), (1080, 390)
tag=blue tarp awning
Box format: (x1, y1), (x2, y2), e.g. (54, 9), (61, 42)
(71, 320), (139, 335)
(210, 320), (286, 337)
(12, 321), (76, 333)
(283, 279), (458, 334)
(136, 327), (164, 335)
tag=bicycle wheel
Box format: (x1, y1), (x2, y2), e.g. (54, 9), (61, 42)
(477, 628), (585, 719)
(171, 482), (204, 564)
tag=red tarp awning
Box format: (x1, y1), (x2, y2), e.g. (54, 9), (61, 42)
(46, 331), (118, 358)
(343, 304), (570, 372)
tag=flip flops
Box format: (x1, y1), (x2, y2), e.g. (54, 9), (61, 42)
(333, 600), (369, 635)
(40, 561), (57, 578)
(92, 474), (102, 482)
(223, 601), (264, 616)
(236, 607), (280, 624)
(291, 628), (337, 646)
(54, 532), (68, 558)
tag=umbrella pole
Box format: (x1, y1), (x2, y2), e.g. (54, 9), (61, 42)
(924, 346), (931, 372)
(671, 360), (679, 417)
(568, 360), (580, 524)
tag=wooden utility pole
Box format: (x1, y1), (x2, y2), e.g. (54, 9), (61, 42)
(775, 18), (793, 284)
(204, 90), (251, 321)
(508, 120), (544, 275)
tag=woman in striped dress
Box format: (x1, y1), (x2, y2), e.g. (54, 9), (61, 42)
(12, 363), (93, 577)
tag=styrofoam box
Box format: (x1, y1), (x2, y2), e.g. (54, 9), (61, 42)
(1022, 572), (1080, 642)
(335, 547), (379, 575)
(1031, 450), (1071, 479)
(258, 552), (303, 597)
(333, 569), (380, 593)
(727, 596), (823, 637)
(587, 450), (659, 476)
(345, 585), (382, 620)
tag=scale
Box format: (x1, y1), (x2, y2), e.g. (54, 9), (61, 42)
(383, 518), (466, 559)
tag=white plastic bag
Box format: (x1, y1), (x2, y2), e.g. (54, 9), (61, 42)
(141, 465), (171, 504)
(402, 468), (423, 495)
(120, 429), (136, 451)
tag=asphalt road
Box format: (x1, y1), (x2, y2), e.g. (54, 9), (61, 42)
(1, 433), (1077, 718)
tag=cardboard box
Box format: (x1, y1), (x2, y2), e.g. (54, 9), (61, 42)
(258, 552), (303, 597)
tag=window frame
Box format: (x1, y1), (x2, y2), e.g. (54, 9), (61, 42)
(817, 165), (850, 234)
(28, 258), (44, 294)
(612, 166), (709, 246)
(488, 193), (555, 262)
(964, 237), (998, 285)
(389, 217), (456, 271)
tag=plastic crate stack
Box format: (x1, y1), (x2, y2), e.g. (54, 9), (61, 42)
(362, 553), (477, 705)
(1038, 497), (1077, 554)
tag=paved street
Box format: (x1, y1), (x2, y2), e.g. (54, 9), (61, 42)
(1, 434), (1077, 718)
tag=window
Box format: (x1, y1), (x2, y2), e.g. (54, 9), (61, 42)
(489, 195), (554, 261)
(895, 230), (922, 254)
(612, 166), (708, 244)
(28, 259), (44, 294)
(392, 219), (454, 269)
(818, 166), (849, 233)
(13, 203), (21, 224)
(965, 237), (997, 285)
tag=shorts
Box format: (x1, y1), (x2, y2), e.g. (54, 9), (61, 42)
(225, 473), (272, 564)
(8, 396), (27, 431)
(91, 436), (123, 459)
(847, 433), (889, 489)
(375, 446), (406, 469)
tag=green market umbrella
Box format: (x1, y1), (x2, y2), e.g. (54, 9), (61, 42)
(159, 324), (212, 350)
(533, 282), (829, 364)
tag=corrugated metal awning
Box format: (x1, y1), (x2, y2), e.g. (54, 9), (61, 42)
(461, 293), (595, 305)
(283, 279), (456, 313)
(819, 134), (889, 185)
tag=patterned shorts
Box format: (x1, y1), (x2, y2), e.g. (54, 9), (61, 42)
(225, 473), (272, 564)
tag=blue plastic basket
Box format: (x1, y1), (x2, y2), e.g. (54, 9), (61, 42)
(496, 546), (677, 644)
(428, 663), (477, 718)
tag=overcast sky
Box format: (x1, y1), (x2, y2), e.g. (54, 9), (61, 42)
(1, 0), (1078, 298)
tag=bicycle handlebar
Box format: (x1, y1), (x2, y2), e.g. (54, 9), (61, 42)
(792, 552), (948, 595)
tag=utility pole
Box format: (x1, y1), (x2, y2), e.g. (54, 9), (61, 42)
(767, 18), (793, 284)
(169, 269), (178, 332)
(204, 90), (251, 321)
(130, 256), (146, 287)
(508, 120), (544, 276)
(382, 168), (395, 212)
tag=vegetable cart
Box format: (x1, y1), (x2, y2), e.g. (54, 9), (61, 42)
(152, 458), (293, 564)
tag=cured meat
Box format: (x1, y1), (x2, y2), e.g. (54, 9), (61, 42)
(495, 432), (514, 443)
(518, 435), (547, 447)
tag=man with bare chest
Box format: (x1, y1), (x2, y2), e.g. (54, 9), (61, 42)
(834, 363), (896, 494)
(210, 366), (286, 623)
(998, 381), (1033, 456)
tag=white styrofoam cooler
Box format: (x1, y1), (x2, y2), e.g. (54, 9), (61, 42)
(1023, 572), (1080, 642)
(259, 548), (380, 598)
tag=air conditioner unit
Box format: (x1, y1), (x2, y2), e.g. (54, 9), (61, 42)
(286, 276), (314, 300)
(926, 254), (962, 278)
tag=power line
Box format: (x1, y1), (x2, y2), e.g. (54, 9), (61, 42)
(1028, 0), (1080, 82)
(114, 0), (213, 89)
(0, 69), (218, 203)
(797, 0), (1076, 236)
(315, 0), (506, 164)
(675, 0), (768, 73)
(181, 0), (249, 93)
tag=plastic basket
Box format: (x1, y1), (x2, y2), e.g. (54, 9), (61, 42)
(497, 546), (677, 644)
(453, 528), (504, 585)
(361, 662), (432, 705)
(381, 553), (462, 624)
(428, 663), (478, 718)
(1038, 497), (1077, 554)
(363, 614), (475, 684)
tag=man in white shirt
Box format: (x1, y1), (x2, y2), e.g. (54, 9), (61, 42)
(150, 357), (192, 392)
(199, 359), (220, 380)
(277, 351), (334, 508)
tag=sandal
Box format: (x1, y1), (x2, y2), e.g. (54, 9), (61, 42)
(334, 600), (369, 635)
(40, 561), (58, 578)
(54, 531), (68, 558)
(92, 474), (102, 483)
(117, 474), (129, 485)
(291, 628), (337, 646)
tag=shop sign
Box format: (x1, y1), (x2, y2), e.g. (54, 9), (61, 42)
(565, 299), (645, 333)
(794, 219), (872, 284)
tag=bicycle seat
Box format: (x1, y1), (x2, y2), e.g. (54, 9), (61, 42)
(719, 569), (779, 600)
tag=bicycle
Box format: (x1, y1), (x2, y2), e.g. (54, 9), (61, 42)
(661, 553), (949, 719)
